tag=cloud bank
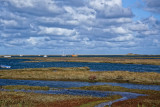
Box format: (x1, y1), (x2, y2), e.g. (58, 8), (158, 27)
(0, 0), (160, 54)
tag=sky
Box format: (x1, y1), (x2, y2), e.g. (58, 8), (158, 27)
(0, 0), (160, 55)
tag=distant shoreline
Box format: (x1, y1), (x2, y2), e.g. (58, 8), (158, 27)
(7, 56), (160, 65)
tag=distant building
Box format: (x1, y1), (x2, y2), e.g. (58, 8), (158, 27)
(4, 56), (11, 58)
(72, 55), (78, 57)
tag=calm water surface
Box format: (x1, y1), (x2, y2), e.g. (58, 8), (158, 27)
(0, 58), (160, 72)
(0, 79), (160, 91)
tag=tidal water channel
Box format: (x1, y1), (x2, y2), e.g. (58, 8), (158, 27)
(0, 58), (160, 72)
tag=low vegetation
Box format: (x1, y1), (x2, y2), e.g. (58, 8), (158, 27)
(0, 90), (121, 107)
(0, 67), (160, 85)
(70, 85), (160, 107)
(70, 84), (160, 95)
(1, 85), (50, 90)
(1, 56), (159, 107)
(1, 84), (159, 107)
(112, 95), (160, 107)
(14, 56), (160, 65)
(79, 95), (121, 107)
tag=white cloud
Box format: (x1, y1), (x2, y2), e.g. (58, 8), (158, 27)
(111, 34), (134, 41)
(7, 0), (62, 13)
(88, 0), (122, 10)
(38, 26), (76, 36)
(127, 22), (148, 31)
(27, 37), (49, 46)
(88, 0), (133, 18)
(8, 0), (34, 8)
(0, 0), (160, 54)
(103, 26), (130, 34)
(142, 30), (159, 35)
(64, 6), (96, 25)
(0, 19), (17, 26)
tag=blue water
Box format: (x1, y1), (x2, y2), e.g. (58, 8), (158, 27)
(0, 79), (146, 106)
(0, 58), (160, 72)
(0, 79), (160, 91)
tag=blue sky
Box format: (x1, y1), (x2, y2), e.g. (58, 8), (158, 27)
(0, 0), (160, 55)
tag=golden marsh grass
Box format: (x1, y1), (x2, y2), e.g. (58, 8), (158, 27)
(16, 57), (160, 65)
(0, 90), (121, 107)
(0, 67), (160, 85)
(0, 91), (96, 107)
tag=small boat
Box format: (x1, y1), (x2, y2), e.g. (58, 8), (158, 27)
(43, 55), (47, 57)
(20, 54), (23, 57)
(0, 65), (11, 68)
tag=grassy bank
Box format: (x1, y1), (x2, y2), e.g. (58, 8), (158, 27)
(0, 67), (160, 85)
(69, 84), (160, 95)
(69, 85), (160, 107)
(13, 57), (160, 65)
(0, 90), (121, 107)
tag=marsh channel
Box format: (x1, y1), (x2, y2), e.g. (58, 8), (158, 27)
(0, 56), (160, 106)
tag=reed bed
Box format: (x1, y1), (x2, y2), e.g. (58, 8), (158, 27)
(0, 67), (160, 85)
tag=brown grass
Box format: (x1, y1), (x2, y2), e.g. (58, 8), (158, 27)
(69, 84), (160, 96)
(2, 85), (50, 90)
(0, 91), (93, 107)
(0, 90), (121, 107)
(0, 67), (160, 85)
(14, 57), (160, 65)
(70, 85), (160, 107)
(112, 95), (160, 107)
